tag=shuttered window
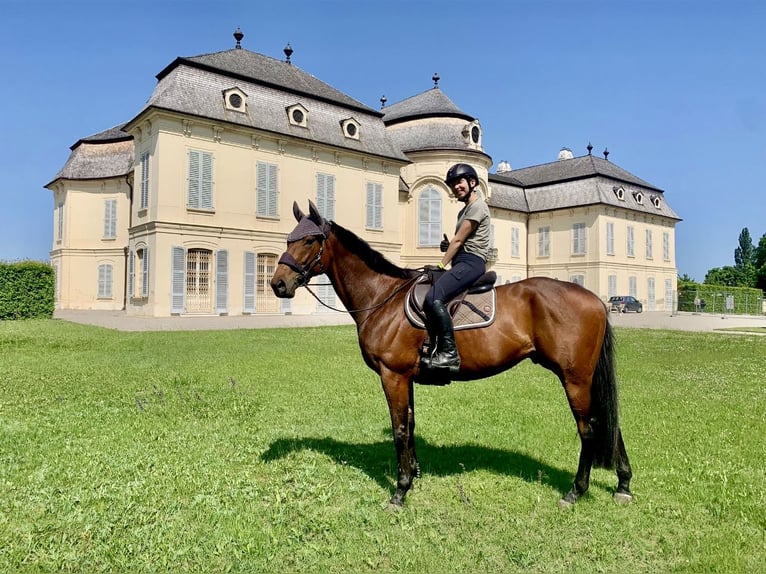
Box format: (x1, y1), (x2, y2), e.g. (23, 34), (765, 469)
(608, 274), (617, 298)
(171, 246), (186, 314)
(243, 252), (256, 313)
(103, 199), (117, 239)
(606, 222), (615, 255)
(511, 227), (520, 258)
(645, 229), (653, 259)
(140, 247), (149, 298)
(663, 231), (670, 261)
(538, 227), (550, 257)
(140, 152), (150, 209)
(572, 223), (586, 255)
(256, 162), (278, 216)
(97, 263), (113, 298)
(626, 226), (635, 257)
(127, 250), (135, 299)
(215, 250), (228, 314)
(366, 182), (382, 229)
(187, 150), (213, 210)
(418, 187), (441, 246)
(316, 173), (335, 219)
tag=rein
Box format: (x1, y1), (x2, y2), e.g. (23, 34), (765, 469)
(303, 274), (421, 315)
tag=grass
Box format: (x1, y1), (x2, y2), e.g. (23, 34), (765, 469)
(1, 319), (765, 572)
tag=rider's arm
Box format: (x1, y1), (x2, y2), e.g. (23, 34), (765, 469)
(440, 219), (478, 267)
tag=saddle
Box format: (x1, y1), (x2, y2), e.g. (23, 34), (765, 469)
(405, 270), (497, 331)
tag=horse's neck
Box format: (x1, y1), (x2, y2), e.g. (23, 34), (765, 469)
(324, 237), (403, 318)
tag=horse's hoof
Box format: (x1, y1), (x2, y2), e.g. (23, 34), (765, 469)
(385, 500), (404, 512)
(558, 498), (574, 509)
(613, 491), (633, 505)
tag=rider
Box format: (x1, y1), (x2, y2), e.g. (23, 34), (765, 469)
(421, 163), (491, 373)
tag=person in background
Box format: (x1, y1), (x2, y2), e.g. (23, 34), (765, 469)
(421, 163), (491, 373)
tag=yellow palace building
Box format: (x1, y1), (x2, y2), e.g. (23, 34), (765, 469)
(46, 30), (680, 318)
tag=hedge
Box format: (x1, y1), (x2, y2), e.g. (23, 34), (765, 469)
(0, 261), (55, 320)
(678, 281), (764, 315)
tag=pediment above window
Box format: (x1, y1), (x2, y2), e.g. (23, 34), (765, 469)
(222, 87), (247, 113)
(287, 104), (309, 128)
(341, 117), (361, 140)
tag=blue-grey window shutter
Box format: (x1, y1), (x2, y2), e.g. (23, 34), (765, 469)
(188, 151), (200, 208)
(215, 250), (228, 314)
(127, 249), (135, 299)
(201, 152), (213, 209)
(171, 246), (186, 314)
(141, 247), (150, 297)
(243, 251), (256, 313)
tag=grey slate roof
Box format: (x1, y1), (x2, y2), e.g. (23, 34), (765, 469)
(47, 125), (134, 184)
(490, 155), (681, 220)
(382, 88), (474, 125)
(133, 48), (408, 162)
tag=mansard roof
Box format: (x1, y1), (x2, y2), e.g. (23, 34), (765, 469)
(490, 154), (681, 220)
(382, 87), (473, 125)
(131, 48), (408, 163)
(47, 125), (134, 185)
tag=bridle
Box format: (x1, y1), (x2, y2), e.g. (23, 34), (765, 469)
(277, 233), (421, 316)
(277, 236), (326, 288)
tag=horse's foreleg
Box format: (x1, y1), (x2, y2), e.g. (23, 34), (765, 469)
(381, 368), (418, 507)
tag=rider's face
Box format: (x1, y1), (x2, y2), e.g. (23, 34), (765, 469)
(449, 177), (474, 201)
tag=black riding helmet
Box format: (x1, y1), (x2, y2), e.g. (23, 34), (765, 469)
(445, 163), (479, 189)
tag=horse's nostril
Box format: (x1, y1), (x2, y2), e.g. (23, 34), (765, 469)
(272, 279), (286, 296)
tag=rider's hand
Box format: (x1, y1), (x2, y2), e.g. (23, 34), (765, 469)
(439, 234), (450, 253)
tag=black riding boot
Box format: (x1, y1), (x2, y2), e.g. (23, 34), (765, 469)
(421, 300), (460, 373)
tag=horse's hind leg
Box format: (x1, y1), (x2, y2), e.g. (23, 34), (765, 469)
(614, 429), (633, 504)
(560, 417), (596, 507)
(381, 368), (418, 507)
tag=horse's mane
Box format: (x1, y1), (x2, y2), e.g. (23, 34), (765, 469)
(330, 222), (420, 279)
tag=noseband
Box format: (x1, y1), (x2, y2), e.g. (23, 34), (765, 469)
(277, 236), (326, 287)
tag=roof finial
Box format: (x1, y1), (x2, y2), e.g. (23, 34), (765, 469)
(233, 27), (244, 49)
(603, 147), (609, 160)
(380, 95), (387, 109)
(587, 142), (593, 155)
(284, 42), (293, 64)
(432, 73), (440, 88)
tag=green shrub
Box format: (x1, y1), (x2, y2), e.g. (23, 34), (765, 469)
(0, 261), (54, 319)
(678, 281), (763, 315)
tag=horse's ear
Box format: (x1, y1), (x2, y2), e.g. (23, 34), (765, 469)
(308, 199), (323, 224)
(293, 201), (305, 222)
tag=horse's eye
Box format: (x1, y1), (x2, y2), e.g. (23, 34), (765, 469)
(304, 237), (315, 246)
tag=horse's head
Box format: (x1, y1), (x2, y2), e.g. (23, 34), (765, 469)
(271, 200), (331, 298)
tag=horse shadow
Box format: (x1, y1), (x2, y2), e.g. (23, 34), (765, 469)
(261, 429), (593, 497)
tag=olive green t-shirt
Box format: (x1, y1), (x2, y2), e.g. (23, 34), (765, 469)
(455, 193), (491, 261)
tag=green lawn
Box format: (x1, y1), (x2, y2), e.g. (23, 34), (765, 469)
(1, 319), (764, 572)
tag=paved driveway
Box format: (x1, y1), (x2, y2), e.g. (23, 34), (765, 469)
(53, 309), (765, 333)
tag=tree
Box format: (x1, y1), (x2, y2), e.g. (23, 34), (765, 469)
(704, 266), (744, 287)
(734, 228), (755, 270)
(678, 273), (696, 283)
(755, 233), (766, 291)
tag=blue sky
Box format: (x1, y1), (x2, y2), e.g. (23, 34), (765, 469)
(1, 0), (763, 282)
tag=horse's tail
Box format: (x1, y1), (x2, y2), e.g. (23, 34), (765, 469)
(591, 319), (619, 469)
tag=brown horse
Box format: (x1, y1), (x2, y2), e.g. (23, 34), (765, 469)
(271, 200), (633, 508)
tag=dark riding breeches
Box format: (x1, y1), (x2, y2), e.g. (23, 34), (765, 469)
(425, 251), (486, 309)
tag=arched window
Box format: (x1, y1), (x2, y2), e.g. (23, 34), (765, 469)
(418, 186), (442, 246)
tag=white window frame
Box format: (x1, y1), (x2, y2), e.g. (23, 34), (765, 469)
(97, 263), (113, 299)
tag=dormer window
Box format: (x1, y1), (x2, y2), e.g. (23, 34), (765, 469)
(462, 120), (482, 146)
(633, 191), (644, 205)
(613, 186), (625, 201)
(223, 87), (247, 113)
(341, 118), (361, 140)
(651, 195), (661, 208)
(287, 104), (309, 128)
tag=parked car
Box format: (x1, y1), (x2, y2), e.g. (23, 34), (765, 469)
(608, 295), (643, 313)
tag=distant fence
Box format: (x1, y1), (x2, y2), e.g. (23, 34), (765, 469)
(677, 286), (764, 316)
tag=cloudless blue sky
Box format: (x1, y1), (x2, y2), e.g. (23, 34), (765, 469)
(1, 0), (764, 282)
